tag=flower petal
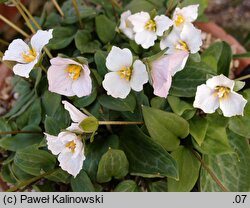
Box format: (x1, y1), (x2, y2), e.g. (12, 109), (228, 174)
(50, 57), (82, 67)
(72, 65), (92, 97)
(128, 11), (150, 33)
(151, 55), (172, 98)
(119, 10), (134, 40)
(160, 29), (180, 51)
(219, 92), (247, 117)
(193, 84), (220, 113)
(180, 23), (202, 54)
(134, 30), (157, 49)
(66, 123), (84, 133)
(44, 133), (64, 155)
(154, 15), (173, 36)
(31, 29), (53, 53)
(47, 63), (75, 96)
(206, 74), (235, 90)
(2, 39), (29, 63)
(180, 4), (199, 23)
(102, 72), (131, 99)
(106, 46), (133, 71)
(62, 100), (88, 123)
(58, 149), (85, 177)
(130, 60), (148, 92)
(168, 51), (189, 76)
(13, 60), (37, 78)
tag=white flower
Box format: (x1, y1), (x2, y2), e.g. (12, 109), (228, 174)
(119, 10), (134, 40)
(102, 46), (148, 99)
(45, 132), (85, 177)
(48, 57), (92, 98)
(160, 24), (202, 75)
(2, 29), (53, 78)
(193, 74), (247, 117)
(173, 4), (199, 29)
(62, 100), (88, 133)
(128, 12), (173, 49)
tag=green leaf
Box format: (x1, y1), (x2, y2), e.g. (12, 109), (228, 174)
(201, 41), (232, 76)
(167, 96), (196, 120)
(79, 116), (99, 133)
(0, 125), (43, 151)
(189, 116), (208, 146)
(70, 89), (97, 108)
(98, 94), (136, 113)
(170, 60), (215, 97)
(97, 149), (129, 183)
(95, 15), (116, 44)
(71, 170), (95, 192)
(142, 106), (189, 151)
(12, 163), (33, 181)
(150, 97), (167, 110)
(181, 0), (208, 16)
(189, 53), (201, 62)
(114, 180), (139, 192)
(233, 80), (245, 92)
(168, 146), (200, 192)
(0, 165), (17, 184)
(45, 169), (71, 184)
(119, 126), (178, 179)
(125, 0), (155, 13)
(149, 180), (168, 192)
(48, 27), (76, 50)
(62, 0), (97, 24)
(84, 135), (120, 180)
(94, 50), (108, 77)
(0, 118), (15, 138)
(193, 124), (233, 155)
(14, 146), (56, 176)
(200, 130), (250, 191)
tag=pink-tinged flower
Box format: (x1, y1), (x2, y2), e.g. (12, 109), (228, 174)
(45, 132), (85, 177)
(102, 46), (148, 99)
(48, 57), (92, 98)
(2, 29), (53, 78)
(193, 74), (247, 117)
(62, 100), (88, 133)
(151, 51), (189, 98)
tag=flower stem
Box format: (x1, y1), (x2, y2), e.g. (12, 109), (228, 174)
(99, 121), (144, 125)
(6, 169), (57, 192)
(51, 0), (65, 17)
(165, 0), (175, 16)
(0, 131), (42, 135)
(72, 0), (84, 29)
(235, 74), (250, 81)
(0, 14), (29, 38)
(40, 65), (47, 73)
(191, 149), (229, 192)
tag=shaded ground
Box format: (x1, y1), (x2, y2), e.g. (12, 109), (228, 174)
(206, 0), (250, 50)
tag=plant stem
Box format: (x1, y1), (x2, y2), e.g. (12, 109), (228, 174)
(109, 0), (118, 22)
(51, 0), (65, 17)
(235, 74), (250, 81)
(40, 64), (47, 73)
(99, 121), (144, 125)
(6, 169), (57, 192)
(0, 14), (29, 38)
(0, 39), (9, 46)
(0, 131), (42, 135)
(165, 0), (175, 16)
(191, 149), (229, 192)
(72, 0), (83, 29)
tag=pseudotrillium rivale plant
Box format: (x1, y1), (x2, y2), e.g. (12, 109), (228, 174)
(48, 57), (92, 97)
(194, 74), (247, 117)
(2, 29), (53, 78)
(102, 46), (148, 99)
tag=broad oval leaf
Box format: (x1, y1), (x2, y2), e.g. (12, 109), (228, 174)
(142, 106), (189, 151)
(71, 170), (95, 192)
(114, 180), (139, 192)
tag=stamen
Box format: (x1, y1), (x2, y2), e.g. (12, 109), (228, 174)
(175, 40), (189, 51)
(175, 15), (185, 27)
(214, 86), (230, 99)
(145, 19), (156, 32)
(117, 66), (132, 81)
(22, 48), (37, 63)
(65, 140), (76, 153)
(65, 64), (82, 80)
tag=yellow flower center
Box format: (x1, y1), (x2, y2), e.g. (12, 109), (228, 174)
(176, 40), (189, 51)
(65, 64), (82, 80)
(22, 48), (37, 63)
(145, 19), (156, 32)
(65, 140), (76, 153)
(215, 86), (230, 99)
(117, 66), (132, 81)
(175, 15), (185, 27)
